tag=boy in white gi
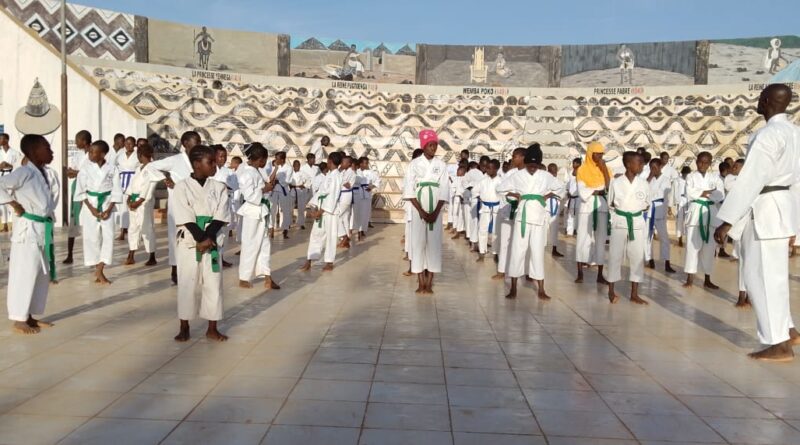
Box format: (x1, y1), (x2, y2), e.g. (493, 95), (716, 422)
(492, 147), (525, 280)
(115, 136), (140, 241)
(728, 159), (749, 308)
(273, 151), (294, 239)
(715, 84), (800, 361)
(63, 130), (92, 265)
(291, 160), (310, 230)
(404, 130), (449, 294)
(575, 142), (612, 284)
(1, 135), (57, 334)
(211, 145), (236, 268)
(172, 145), (230, 342)
(645, 158), (676, 273)
(465, 161), (485, 250)
(605, 152), (650, 304)
(476, 159), (502, 262)
(337, 155), (356, 248)
(565, 158), (581, 237)
(546, 163), (566, 257)
(683, 151), (725, 289)
(498, 145), (558, 300)
(674, 166), (690, 247)
(355, 157), (378, 239)
(237, 144), (281, 290)
(450, 161), (467, 239)
(76, 140), (122, 285)
(0, 133), (22, 232)
(301, 152), (344, 272)
(147, 131), (200, 284)
(124, 144), (157, 266)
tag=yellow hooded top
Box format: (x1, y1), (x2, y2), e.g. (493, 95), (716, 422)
(576, 142), (611, 189)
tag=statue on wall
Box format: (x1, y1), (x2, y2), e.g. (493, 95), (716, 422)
(470, 47), (488, 84)
(494, 47), (514, 78)
(342, 44), (365, 78)
(617, 44), (635, 85)
(764, 38), (789, 74)
(194, 26), (215, 70)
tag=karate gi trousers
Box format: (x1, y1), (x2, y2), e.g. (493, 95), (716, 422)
(605, 220), (645, 283)
(7, 241), (50, 322)
(507, 222), (546, 280)
(81, 208), (115, 266)
(307, 210), (338, 263)
(575, 210), (608, 265)
(478, 201), (500, 255)
(409, 210), (443, 274)
(238, 215), (271, 281)
(176, 232), (223, 321)
(128, 200), (156, 253)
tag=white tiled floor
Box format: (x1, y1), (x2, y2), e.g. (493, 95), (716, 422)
(1, 223), (800, 444)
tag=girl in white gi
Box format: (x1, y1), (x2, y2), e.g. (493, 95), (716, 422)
(682, 151), (725, 289)
(465, 161), (485, 250)
(498, 145), (558, 300)
(403, 149), (426, 276)
(546, 163), (566, 257)
(355, 157), (377, 239)
(492, 148), (525, 281)
(337, 155), (356, 248)
(715, 84), (800, 361)
(575, 142), (612, 284)
(1, 135), (57, 334)
(301, 152), (344, 272)
(172, 145), (230, 343)
(449, 162), (467, 239)
(124, 144), (157, 266)
(674, 166), (690, 247)
(565, 158), (581, 236)
(404, 130), (449, 294)
(645, 158), (676, 273)
(115, 136), (140, 241)
(291, 160), (310, 230)
(476, 159), (502, 262)
(147, 131), (200, 285)
(63, 130), (92, 265)
(211, 145), (237, 268)
(237, 144), (281, 290)
(229, 156), (244, 242)
(301, 153), (321, 195)
(76, 140), (122, 285)
(350, 162), (367, 238)
(273, 151), (294, 239)
(0, 133), (22, 232)
(605, 152), (651, 305)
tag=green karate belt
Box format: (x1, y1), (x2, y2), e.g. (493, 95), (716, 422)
(129, 193), (140, 203)
(70, 180), (81, 225)
(693, 199), (713, 243)
(314, 194), (328, 228)
(195, 215), (220, 273)
(613, 209), (643, 241)
(21, 213), (55, 281)
(87, 190), (111, 221)
(416, 182), (439, 231)
(518, 194), (545, 237)
(506, 196), (519, 220)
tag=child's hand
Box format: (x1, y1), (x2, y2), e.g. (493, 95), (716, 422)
(196, 238), (214, 253)
(101, 210), (112, 220)
(164, 177), (175, 189)
(9, 201), (25, 216)
(262, 183), (273, 193)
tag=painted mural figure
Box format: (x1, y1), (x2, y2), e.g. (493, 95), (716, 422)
(765, 38), (788, 74)
(617, 44), (635, 85)
(494, 48), (514, 78)
(194, 26), (215, 70)
(342, 45), (365, 78)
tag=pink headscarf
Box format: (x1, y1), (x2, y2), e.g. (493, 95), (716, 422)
(419, 129), (438, 149)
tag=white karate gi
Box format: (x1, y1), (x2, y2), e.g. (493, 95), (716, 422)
(212, 165), (238, 257)
(476, 175), (502, 255)
(237, 165), (273, 282)
(309, 139), (327, 161)
(718, 113), (800, 346)
(115, 149), (140, 230)
(273, 163), (294, 232)
(565, 175), (580, 235)
(337, 168), (355, 237)
(404, 155), (449, 274)
(646, 174), (671, 262)
(352, 169), (368, 233)
(498, 169), (558, 280)
(605, 175), (650, 283)
(67, 150), (91, 237)
(451, 176), (465, 233)
(661, 164), (679, 207)
(0, 147), (22, 225)
(446, 164), (459, 225)
(172, 177), (230, 321)
(147, 151), (192, 266)
(75, 161), (122, 266)
(0, 164), (57, 321)
(127, 166), (156, 253)
(576, 180), (609, 265)
(307, 170), (342, 263)
(495, 169), (522, 275)
(674, 177), (688, 238)
(465, 169), (485, 243)
(546, 176), (566, 248)
(683, 171), (725, 275)
(291, 168), (311, 228)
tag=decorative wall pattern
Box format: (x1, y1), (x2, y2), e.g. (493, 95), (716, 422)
(0, 0), (135, 61)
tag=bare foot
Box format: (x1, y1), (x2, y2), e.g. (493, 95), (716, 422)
(596, 276), (609, 285)
(476, 255), (484, 263)
(124, 255), (135, 266)
(322, 264), (334, 272)
(683, 276), (693, 288)
(28, 317), (53, 329)
(790, 328), (800, 346)
(402, 270), (413, 276)
(145, 257), (157, 266)
(206, 330), (228, 342)
(525, 277), (534, 283)
(704, 280), (719, 290)
(630, 295), (649, 305)
(174, 329), (190, 342)
(491, 273), (505, 280)
(283, 230), (289, 240)
(62, 257), (73, 265)
(451, 233), (461, 240)
(222, 260), (233, 268)
(735, 292), (751, 309)
(95, 275), (112, 285)
(647, 259), (655, 269)
(538, 291), (551, 301)
(574, 276), (584, 284)
(748, 341), (794, 362)
(265, 277), (281, 290)
(13, 321), (39, 335)
(299, 261), (311, 272)
(239, 280), (253, 289)
(505, 292), (517, 299)
(415, 285), (425, 294)
(608, 293), (620, 304)
(665, 263), (676, 274)
(552, 250), (564, 258)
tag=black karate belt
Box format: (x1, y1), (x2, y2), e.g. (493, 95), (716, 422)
(760, 185), (791, 194)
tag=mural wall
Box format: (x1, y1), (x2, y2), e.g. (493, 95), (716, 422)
(291, 37), (416, 84)
(416, 44), (561, 87)
(147, 19), (288, 76)
(0, 0), (136, 61)
(709, 35), (800, 84)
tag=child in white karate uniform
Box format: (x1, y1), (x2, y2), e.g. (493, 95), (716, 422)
(465, 161), (485, 250)
(237, 144), (281, 290)
(404, 130), (449, 294)
(291, 160), (310, 230)
(497, 145), (558, 300)
(301, 152), (344, 272)
(575, 142), (612, 284)
(273, 151), (294, 238)
(674, 166), (690, 246)
(565, 158), (581, 236)
(403, 150), (425, 276)
(476, 159), (502, 261)
(75, 140), (122, 285)
(63, 130), (92, 265)
(172, 145), (230, 343)
(337, 155), (356, 247)
(492, 148), (525, 280)
(115, 136), (140, 241)
(683, 151), (725, 289)
(211, 145), (237, 268)
(125, 144), (157, 266)
(0, 134), (22, 232)
(1, 135), (57, 334)
(645, 158), (675, 273)
(546, 163), (567, 257)
(605, 152), (651, 305)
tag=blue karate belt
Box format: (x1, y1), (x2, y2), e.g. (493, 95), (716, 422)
(277, 183), (288, 196)
(480, 200), (501, 234)
(548, 196), (559, 217)
(119, 171), (135, 190)
(648, 198), (663, 238)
